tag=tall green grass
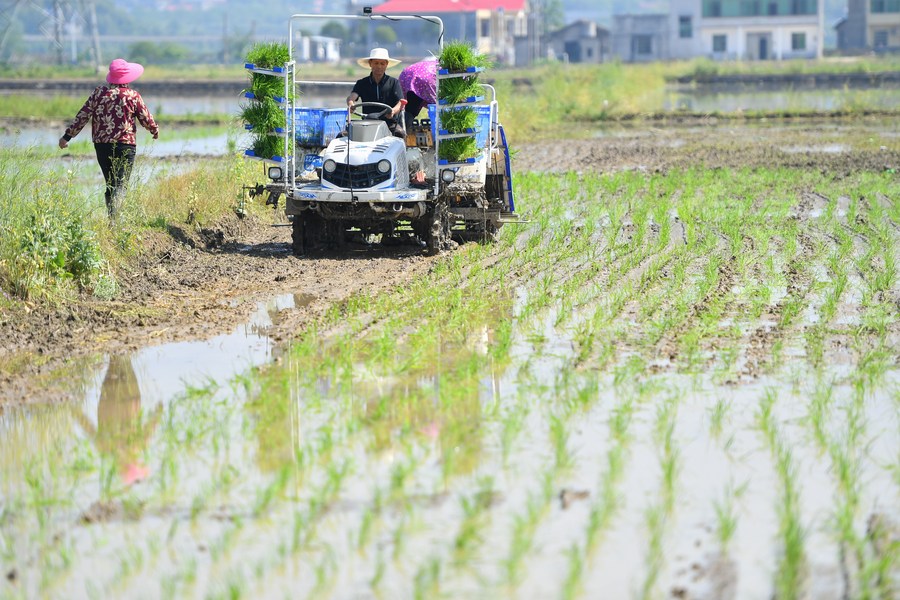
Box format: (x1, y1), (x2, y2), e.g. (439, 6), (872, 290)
(0, 150), (109, 301)
(0, 150), (260, 304)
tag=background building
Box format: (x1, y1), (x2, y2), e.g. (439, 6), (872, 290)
(372, 0), (527, 64)
(546, 19), (609, 62)
(836, 0), (900, 52)
(611, 14), (670, 62)
(645, 0), (825, 61)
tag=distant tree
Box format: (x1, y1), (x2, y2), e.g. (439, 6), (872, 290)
(127, 41), (189, 65)
(536, 0), (565, 33)
(320, 21), (348, 41)
(373, 25), (397, 45)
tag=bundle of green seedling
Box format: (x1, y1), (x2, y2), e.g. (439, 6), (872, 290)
(239, 97), (286, 132)
(242, 41), (292, 160)
(437, 106), (478, 161)
(438, 40), (491, 73)
(438, 135), (478, 161)
(437, 42), (490, 162)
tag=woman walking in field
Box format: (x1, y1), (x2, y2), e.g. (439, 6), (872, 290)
(58, 58), (159, 219)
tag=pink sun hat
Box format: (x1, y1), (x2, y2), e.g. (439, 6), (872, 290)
(106, 58), (144, 85)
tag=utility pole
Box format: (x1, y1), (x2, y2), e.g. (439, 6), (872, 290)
(817, 0), (824, 59)
(222, 13), (228, 65)
(84, 0), (102, 69)
(54, 0), (65, 65)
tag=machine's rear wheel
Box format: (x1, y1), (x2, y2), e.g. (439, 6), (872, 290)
(423, 202), (452, 255)
(465, 219), (500, 244)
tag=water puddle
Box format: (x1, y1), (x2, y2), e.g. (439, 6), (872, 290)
(0, 127), (251, 158)
(781, 143), (849, 154)
(0, 291), (314, 466)
(666, 87), (900, 112)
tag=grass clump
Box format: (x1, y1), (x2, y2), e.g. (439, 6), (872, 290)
(247, 74), (285, 101)
(437, 41), (488, 161)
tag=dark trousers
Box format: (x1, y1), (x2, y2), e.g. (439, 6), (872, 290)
(94, 142), (136, 217)
(404, 91), (426, 128)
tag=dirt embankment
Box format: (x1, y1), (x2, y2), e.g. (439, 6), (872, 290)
(2, 119), (897, 405)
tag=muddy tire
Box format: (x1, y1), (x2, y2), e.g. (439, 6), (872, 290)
(326, 220), (347, 249)
(423, 202), (452, 256)
(291, 212), (327, 255)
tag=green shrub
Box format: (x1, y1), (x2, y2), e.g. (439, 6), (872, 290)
(0, 174), (107, 301)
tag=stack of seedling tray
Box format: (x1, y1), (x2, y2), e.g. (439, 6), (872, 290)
(435, 42), (490, 164)
(240, 42), (292, 163)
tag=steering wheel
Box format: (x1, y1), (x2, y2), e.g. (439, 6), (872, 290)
(350, 101), (393, 120)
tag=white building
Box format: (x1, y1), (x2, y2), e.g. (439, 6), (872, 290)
(668, 0), (824, 60)
(296, 36), (341, 63)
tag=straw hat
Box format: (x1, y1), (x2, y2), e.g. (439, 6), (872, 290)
(357, 47), (401, 69)
(106, 58), (144, 85)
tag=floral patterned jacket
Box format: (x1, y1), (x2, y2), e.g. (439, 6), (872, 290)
(64, 84), (159, 145)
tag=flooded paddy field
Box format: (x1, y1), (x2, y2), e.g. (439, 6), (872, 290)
(1, 117), (899, 599)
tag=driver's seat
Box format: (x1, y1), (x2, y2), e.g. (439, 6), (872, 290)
(348, 120), (391, 143)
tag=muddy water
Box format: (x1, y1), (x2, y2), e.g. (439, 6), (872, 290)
(0, 291), (313, 476)
(666, 86), (900, 112)
(3, 284), (896, 598)
(0, 126), (250, 158)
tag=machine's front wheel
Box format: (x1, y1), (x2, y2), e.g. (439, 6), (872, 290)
(291, 212), (327, 255)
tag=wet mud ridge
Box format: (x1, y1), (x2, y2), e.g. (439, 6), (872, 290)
(0, 215), (437, 405)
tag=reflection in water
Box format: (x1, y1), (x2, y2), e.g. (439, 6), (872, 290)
(72, 355), (161, 486)
(274, 292), (513, 483)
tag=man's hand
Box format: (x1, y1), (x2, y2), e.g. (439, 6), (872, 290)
(152, 132), (159, 140)
(58, 136), (68, 149)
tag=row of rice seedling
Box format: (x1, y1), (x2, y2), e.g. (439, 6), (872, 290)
(2, 165), (897, 598)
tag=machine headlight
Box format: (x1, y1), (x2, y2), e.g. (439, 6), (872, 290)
(440, 169), (456, 183)
(323, 159), (337, 173)
(377, 159), (391, 174)
(267, 166), (283, 180)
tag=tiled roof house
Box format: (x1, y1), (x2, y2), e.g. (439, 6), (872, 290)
(372, 0), (527, 64)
